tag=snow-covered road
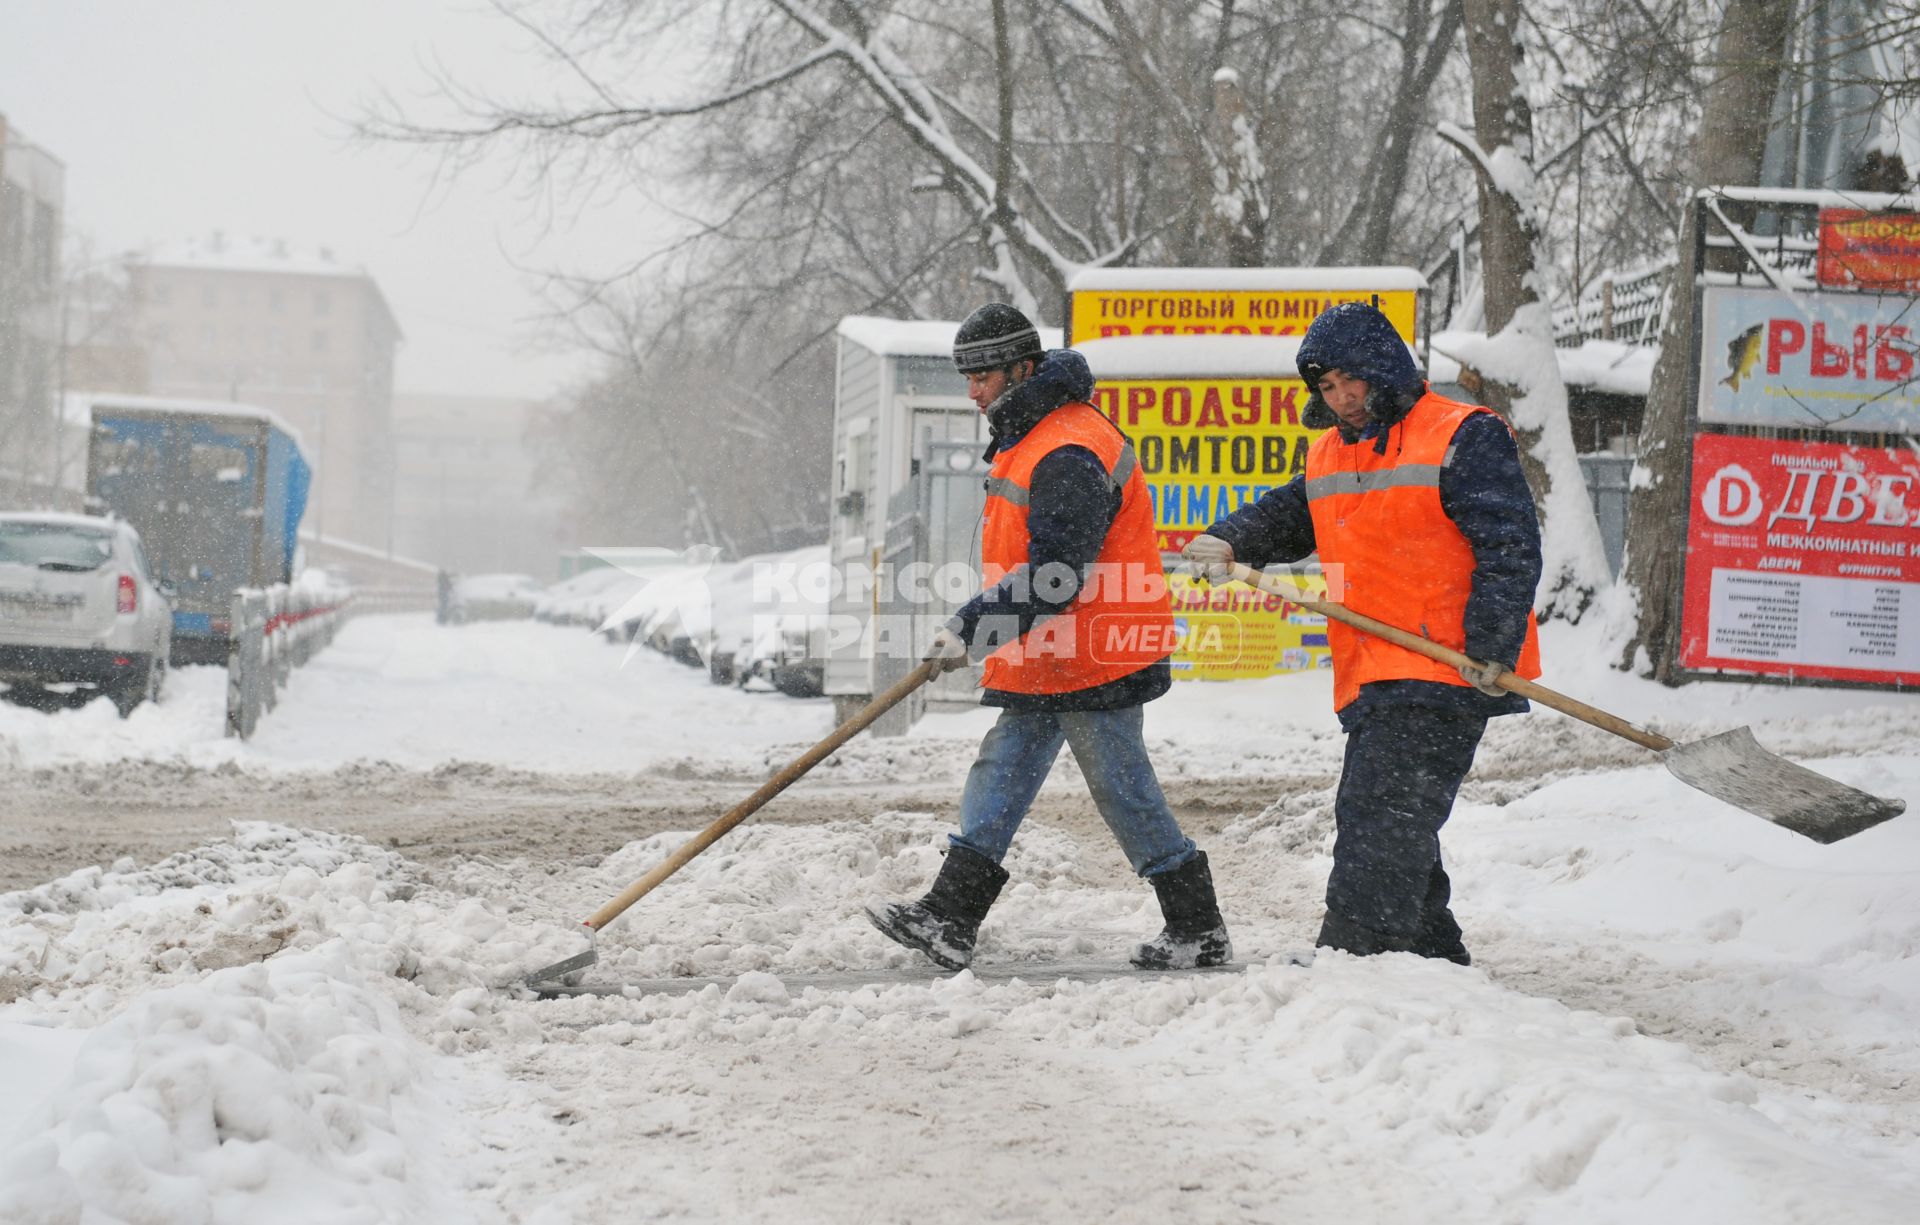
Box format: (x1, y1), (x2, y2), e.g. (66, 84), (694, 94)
(2, 614), (1918, 1222)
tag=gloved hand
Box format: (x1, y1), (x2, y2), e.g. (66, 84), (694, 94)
(924, 626), (971, 673)
(1181, 534), (1235, 585)
(1457, 657), (1507, 696)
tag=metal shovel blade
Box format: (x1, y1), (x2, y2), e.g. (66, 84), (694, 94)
(525, 942), (598, 987)
(1661, 727), (1906, 844)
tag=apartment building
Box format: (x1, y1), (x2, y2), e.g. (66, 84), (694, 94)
(130, 233), (402, 549)
(391, 391), (563, 577)
(0, 112), (66, 506)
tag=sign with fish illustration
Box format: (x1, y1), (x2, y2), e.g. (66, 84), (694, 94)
(1696, 286), (1920, 432)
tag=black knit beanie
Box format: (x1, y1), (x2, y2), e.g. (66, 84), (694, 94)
(953, 303), (1043, 374)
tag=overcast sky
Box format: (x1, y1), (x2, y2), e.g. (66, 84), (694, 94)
(2, 1), (649, 400)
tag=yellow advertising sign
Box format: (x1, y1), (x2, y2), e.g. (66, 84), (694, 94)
(1070, 288), (1418, 345)
(1090, 378), (1316, 551)
(1166, 570), (1332, 681)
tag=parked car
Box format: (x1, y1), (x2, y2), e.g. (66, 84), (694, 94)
(0, 512), (174, 716)
(735, 545), (830, 698)
(623, 565), (714, 666)
(708, 546), (826, 687)
(445, 573), (542, 624)
(535, 567), (635, 627)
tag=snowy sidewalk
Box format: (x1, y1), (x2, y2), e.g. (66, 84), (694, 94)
(3, 792), (1918, 1222)
(3, 613), (1919, 1220)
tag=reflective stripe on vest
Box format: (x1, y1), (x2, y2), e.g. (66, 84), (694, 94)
(978, 402), (1173, 695)
(987, 442), (1138, 509)
(1303, 464), (1444, 501)
(1304, 390), (1542, 712)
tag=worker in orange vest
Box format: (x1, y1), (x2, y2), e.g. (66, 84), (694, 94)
(866, 303), (1231, 972)
(1184, 302), (1542, 966)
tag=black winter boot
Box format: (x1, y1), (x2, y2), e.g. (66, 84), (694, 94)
(1131, 851), (1233, 969)
(864, 845), (1009, 970)
(1316, 910), (1469, 965)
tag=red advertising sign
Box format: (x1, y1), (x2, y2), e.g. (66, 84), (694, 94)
(1817, 209), (1920, 293)
(1681, 433), (1920, 685)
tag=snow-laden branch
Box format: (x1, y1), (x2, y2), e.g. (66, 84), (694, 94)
(768, 0), (1087, 299)
(921, 81), (1100, 257)
(1435, 120), (1500, 183)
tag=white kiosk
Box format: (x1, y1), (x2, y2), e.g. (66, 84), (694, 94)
(822, 316), (1061, 730)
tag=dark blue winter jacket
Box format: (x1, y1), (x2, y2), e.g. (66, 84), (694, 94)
(1208, 303), (1542, 727)
(949, 349), (1171, 711)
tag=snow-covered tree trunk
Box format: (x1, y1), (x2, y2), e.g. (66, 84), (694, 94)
(1090, 0), (1269, 267)
(1439, 0), (1611, 622)
(1206, 67), (1269, 268)
(1616, 0), (1796, 679)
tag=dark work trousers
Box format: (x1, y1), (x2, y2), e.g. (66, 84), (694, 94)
(1325, 703), (1488, 953)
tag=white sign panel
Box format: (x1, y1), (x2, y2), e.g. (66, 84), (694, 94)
(1706, 568), (1920, 672)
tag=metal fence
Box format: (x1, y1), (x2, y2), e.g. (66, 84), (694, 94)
(1551, 260), (1676, 348)
(226, 585), (349, 740)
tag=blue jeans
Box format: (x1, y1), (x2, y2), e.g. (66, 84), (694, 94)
(951, 705), (1197, 877)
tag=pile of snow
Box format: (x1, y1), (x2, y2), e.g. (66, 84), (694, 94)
(0, 825), (529, 1223)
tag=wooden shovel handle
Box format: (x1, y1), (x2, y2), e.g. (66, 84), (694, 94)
(1225, 563), (1674, 753)
(584, 659), (942, 931)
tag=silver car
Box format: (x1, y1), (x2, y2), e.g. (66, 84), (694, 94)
(0, 512), (173, 716)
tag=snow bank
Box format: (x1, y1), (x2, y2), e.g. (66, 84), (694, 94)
(0, 824), (523, 1224)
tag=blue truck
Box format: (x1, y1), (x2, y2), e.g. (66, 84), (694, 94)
(84, 395), (312, 665)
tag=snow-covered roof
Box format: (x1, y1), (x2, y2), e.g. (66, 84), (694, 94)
(76, 392), (309, 459)
(1431, 331), (1656, 398)
(1553, 340), (1658, 396)
(1078, 335), (1306, 379)
(143, 233), (366, 279)
(1078, 334), (1443, 381)
(1068, 266), (1428, 293)
(837, 316), (1063, 359)
(1704, 186), (1920, 212)
(297, 530), (439, 574)
(0, 510), (118, 531)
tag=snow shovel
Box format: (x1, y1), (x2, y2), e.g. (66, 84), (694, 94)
(522, 659), (943, 988)
(1223, 563), (1905, 844)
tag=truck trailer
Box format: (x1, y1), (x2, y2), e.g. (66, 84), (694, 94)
(83, 395), (312, 665)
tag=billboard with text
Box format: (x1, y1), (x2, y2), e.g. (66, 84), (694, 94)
(1696, 285), (1920, 433)
(1679, 432), (1920, 686)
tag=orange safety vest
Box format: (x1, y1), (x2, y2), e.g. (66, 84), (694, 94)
(978, 400), (1176, 694)
(1304, 390), (1542, 713)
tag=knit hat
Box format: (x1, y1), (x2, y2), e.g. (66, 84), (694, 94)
(1295, 301), (1428, 438)
(953, 303), (1044, 374)
(1295, 302), (1425, 400)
